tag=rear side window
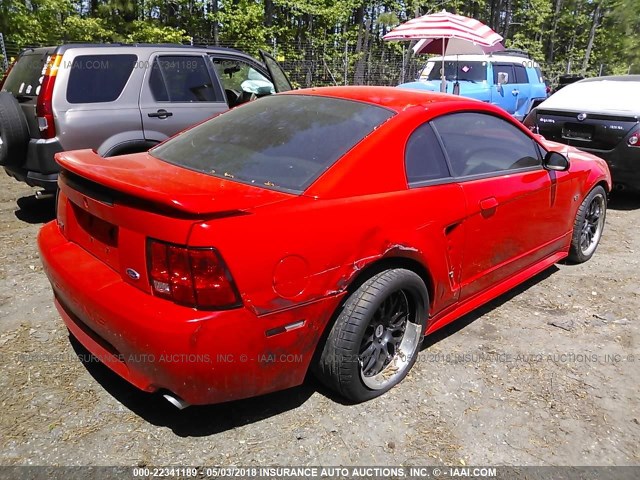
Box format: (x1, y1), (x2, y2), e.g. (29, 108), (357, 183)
(150, 95), (394, 193)
(66, 54), (136, 103)
(405, 123), (451, 185)
(2, 49), (55, 96)
(514, 65), (528, 84)
(149, 56), (222, 102)
(534, 66), (544, 83)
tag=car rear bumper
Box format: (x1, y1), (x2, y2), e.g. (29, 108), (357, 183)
(4, 137), (63, 190)
(4, 166), (59, 190)
(38, 220), (342, 405)
(579, 147), (640, 190)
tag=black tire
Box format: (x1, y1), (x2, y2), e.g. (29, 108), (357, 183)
(315, 268), (428, 402)
(0, 92), (30, 167)
(568, 185), (607, 263)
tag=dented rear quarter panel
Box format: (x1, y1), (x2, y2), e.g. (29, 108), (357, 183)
(187, 105), (471, 324)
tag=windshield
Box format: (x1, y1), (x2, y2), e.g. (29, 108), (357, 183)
(420, 60), (487, 83)
(150, 94), (394, 193)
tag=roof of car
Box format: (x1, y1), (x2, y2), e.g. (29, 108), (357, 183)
(21, 43), (247, 56)
(539, 76), (640, 113)
(285, 86), (480, 112)
(426, 53), (540, 66)
(579, 74), (640, 83)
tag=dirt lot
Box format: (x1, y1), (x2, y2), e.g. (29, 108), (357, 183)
(0, 172), (638, 467)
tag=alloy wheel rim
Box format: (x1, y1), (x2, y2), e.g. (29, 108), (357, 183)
(358, 289), (422, 390)
(580, 194), (605, 256)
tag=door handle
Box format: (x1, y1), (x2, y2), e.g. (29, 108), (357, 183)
(148, 109), (173, 119)
(511, 89), (519, 96)
(479, 197), (498, 213)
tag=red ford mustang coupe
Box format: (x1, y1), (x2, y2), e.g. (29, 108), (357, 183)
(38, 86), (611, 407)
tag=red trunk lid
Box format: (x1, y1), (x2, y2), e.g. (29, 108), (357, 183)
(55, 150), (293, 293)
(56, 150), (293, 215)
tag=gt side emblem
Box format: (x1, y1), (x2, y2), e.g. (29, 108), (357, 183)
(125, 268), (141, 281)
(577, 113), (587, 121)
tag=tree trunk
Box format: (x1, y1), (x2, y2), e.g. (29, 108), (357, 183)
(211, 0), (219, 45)
(264, 0), (273, 27)
(353, 4), (365, 85)
(582, 3), (601, 75)
(502, 0), (512, 39)
(546, 0), (564, 63)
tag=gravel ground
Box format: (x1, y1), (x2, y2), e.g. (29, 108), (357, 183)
(0, 173), (638, 467)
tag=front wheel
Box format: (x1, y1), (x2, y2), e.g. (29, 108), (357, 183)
(315, 268), (428, 402)
(568, 185), (607, 263)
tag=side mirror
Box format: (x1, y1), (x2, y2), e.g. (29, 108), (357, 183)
(543, 151), (570, 171)
(497, 72), (509, 85)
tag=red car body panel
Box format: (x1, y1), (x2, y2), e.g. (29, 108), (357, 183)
(38, 86), (611, 405)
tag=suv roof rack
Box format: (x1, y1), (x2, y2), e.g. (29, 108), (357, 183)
(51, 43), (242, 54)
(495, 48), (531, 58)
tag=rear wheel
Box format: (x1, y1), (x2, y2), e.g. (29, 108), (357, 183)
(315, 268), (428, 402)
(568, 185), (607, 263)
(0, 92), (30, 167)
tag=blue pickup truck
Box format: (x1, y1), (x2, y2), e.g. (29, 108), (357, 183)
(399, 52), (548, 121)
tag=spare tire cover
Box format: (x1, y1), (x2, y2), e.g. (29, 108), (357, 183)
(0, 92), (30, 167)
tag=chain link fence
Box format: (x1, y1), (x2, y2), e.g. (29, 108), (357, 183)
(0, 35), (20, 76)
(10, 34), (609, 87)
(193, 37), (425, 88)
(1, 33), (425, 87)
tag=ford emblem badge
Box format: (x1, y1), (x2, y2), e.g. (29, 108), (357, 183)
(125, 268), (141, 281)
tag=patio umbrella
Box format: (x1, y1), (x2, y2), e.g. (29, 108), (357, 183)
(383, 10), (504, 92)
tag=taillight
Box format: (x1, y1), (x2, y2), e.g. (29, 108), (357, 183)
(147, 239), (241, 309)
(36, 54), (62, 139)
(628, 129), (640, 147)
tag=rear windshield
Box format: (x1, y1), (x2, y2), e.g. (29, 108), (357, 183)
(420, 61), (487, 83)
(2, 48), (55, 97)
(150, 94), (394, 193)
(66, 54), (137, 103)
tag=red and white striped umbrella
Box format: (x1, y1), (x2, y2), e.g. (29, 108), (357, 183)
(383, 10), (503, 47)
(383, 10), (504, 92)
(412, 37), (504, 56)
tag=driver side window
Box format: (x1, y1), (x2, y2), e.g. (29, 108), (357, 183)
(210, 57), (275, 108)
(431, 112), (541, 177)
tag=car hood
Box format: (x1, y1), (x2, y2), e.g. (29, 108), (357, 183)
(398, 80), (487, 97)
(55, 150), (294, 216)
(540, 79), (640, 115)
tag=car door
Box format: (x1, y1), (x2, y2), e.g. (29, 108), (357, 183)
(512, 64), (532, 120)
(431, 111), (574, 301)
(140, 53), (228, 143)
(259, 50), (293, 92)
(491, 63), (518, 115)
(404, 122), (466, 315)
(209, 55), (276, 108)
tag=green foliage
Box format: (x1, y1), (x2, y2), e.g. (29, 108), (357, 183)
(214, 0), (269, 53)
(123, 21), (189, 44)
(63, 16), (115, 42)
(0, 0), (637, 82)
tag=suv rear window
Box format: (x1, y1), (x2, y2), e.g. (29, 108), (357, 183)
(66, 54), (137, 103)
(150, 95), (394, 193)
(2, 49), (55, 97)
